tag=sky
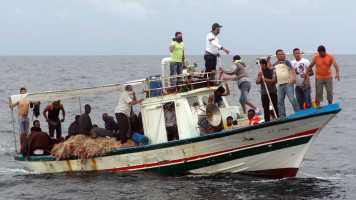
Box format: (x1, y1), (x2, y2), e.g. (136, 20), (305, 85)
(0, 0), (355, 55)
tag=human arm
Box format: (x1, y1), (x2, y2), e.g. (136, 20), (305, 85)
(332, 56), (340, 81)
(222, 79), (230, 96)
(8, 97), (17, 109)
(60, 104), (65, 122)
(208, 93), (214, 104)
(266, 56), (273, 70)
(291, 67), (296, 84)
(306, 56), (316, 74)
(256, 71), (263, 84)
(182, 51), (186, 68)
(42, 104), (50, 122)
(169, 44), (174, 53)
(128, 91), (144, 105)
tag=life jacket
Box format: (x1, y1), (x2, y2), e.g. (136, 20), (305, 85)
(248, 117), (260, 126)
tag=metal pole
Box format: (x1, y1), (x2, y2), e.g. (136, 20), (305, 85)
(9, 97), (18, 152)
(79, 97), (82, 114)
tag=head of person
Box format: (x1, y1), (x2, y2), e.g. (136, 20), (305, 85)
(317, 45), (326, 57)
(293, 48), (301, 60)
(20, 87), (27, 94)
(247, 109), (255, 120)
(84, 104), (91, 114)
(33, 120), (40, 128)
(102, 113), (109, 123)
(174, 32), (183, 43)
(30, 127), (42, 132)
(216, 86), (225, 96)
(212, 23), (222, 35)
(165, 102), (174, 111)
(226, 116), (233, 126)
(233, 55), (241, 63)
(275, 49), (285, 61)
(75, 115), (80, 122)
(125, 85), (133, 92)
(259, 59), (267, 69)
(108, 116), (115, 124)
(53, 100), (60, 108)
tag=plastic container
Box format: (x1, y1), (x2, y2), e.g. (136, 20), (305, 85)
(149, 75), (162, 97)
(132, 132), (149, 145)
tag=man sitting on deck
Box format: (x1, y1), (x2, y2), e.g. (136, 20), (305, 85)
(208, 79), (230, 107)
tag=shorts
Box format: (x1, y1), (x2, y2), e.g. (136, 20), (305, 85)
(17, 116), (29, 135)
(239, 81), (251, 104)
(315, 77), (333, 102)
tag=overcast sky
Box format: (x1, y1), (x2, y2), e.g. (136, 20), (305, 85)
(1, 0), (355, 55)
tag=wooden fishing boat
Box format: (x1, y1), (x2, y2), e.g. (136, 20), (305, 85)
(11, 58), (341, 178)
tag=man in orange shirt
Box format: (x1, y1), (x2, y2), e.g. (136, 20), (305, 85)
(306, 45), (340, 106)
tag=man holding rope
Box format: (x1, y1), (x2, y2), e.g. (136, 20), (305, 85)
(204, 23), (230, 75)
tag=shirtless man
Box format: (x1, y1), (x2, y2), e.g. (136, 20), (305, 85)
(43, 100), (65, 139)
(8, 88), (40, 150)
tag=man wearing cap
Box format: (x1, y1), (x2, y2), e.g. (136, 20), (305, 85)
(205, 23), (230, 73)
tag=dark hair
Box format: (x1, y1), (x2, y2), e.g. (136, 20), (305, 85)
(33, 120), (39, 126)
(275, 49), (283, 54)
(259, 59), (267, 65)
(293, 48), (300, 53)
(85, 104), (91, 109)
(75, 115), (80, 120)
(233, 55), (241, 60)
(175, 32), (182, 37)
(248, 109), (255, 115)
(226, 116), (233, 120)
(216, 86), (225, 94)
(317, 45), (326, 52)
(20, 87), (26, 93)
(125, 85), (132, 91)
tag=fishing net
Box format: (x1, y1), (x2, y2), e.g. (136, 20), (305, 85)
(51, 135), (136, 163)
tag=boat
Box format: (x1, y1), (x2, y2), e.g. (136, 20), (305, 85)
(11, 57), (341, 178)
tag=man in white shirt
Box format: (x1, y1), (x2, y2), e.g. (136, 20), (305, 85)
(291, 48), (313, 109)
(164, 103), (179, 141)
(115, 85), (144, 144)
(204, 23), (230, 73)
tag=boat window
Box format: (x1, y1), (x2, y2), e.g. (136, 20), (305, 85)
(187, 96), (199, 113)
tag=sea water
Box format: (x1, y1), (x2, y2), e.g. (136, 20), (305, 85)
(0, 55), (355, 199)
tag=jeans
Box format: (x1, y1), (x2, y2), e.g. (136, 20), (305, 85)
(261, 93), (278, 122)
(295, 86), (312, 109)
(239, 81), (251, 104)
(48, 118), (62, 139)
(278, 83), (300, 117)
(170, 62), (183, 86)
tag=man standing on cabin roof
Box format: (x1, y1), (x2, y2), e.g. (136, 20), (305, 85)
(205, 23), (230, 73)
(291, 48), (314, 110)
(169, 32), (186, 76)
(306, 45), (340, 107)
(43, 100), (65, 139)
(267, 50), (300, 118)
(115, 85), (144, 144)
(79, 104), (92, 135)
(9, 88), (40, 151)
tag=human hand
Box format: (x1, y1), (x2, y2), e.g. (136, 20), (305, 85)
(266, 55), (272, 60)
(258, 71), (263, 76)
(61, 119), (65, 122)
(223, 48), (230, 54)
(219, 67), (224, 72)
(335, 74), (340, 81)
(217, 53), (221, 58)
(292, 78), (296, 84)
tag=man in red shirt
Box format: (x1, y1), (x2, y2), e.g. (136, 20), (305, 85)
(306, 45), (340, 106)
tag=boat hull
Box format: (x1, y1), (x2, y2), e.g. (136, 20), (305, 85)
(14, 104), (341, 178)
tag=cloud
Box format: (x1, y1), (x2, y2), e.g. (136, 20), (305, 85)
(53, 9), (73, 19)
(84, 0), (157, 20)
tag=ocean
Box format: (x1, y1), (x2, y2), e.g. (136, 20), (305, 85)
(0, 55), (355, 199)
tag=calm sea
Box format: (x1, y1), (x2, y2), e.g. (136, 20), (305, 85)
(0, 55), (355, 199)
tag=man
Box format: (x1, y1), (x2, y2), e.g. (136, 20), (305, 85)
(256, 59), (278, 122)
(224, 116), (233, 129)
(79, 104), (92, 135)
(247, 109), (260, 126)
(66, 115), (80, 140)
(208, 79), (230, 107)
(164, 103), (179, 141)
(32, 120), (42, 132)
(205, 23), (230, 73)
(267, 50), (300, 117)
(220, 55), (260, 117)
(115, 85), (144, 144)
(43, 100), (65, 139)
(169, 32), (186, 76)
(306, 45), (340, 106)
(291, 48), (313, 110)
(8, 88), (40, 150)
(102, 113), (118, 133)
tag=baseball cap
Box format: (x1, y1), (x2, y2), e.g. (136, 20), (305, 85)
(212, 23), (222, 30)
